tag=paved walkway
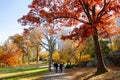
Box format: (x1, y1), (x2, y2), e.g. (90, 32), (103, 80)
(43, 67), (74, 80)
(43, 72), (73, 80)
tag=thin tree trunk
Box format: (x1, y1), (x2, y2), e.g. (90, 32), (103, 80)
(27, 50), (30, 64)
(28, 54), (30, 64)
(36, 45), (39, 64)
(71, 51), (78, 63)
(22, 53), (25, 64)
(79, 52), (82, 62)
(92, 28), (108, 74)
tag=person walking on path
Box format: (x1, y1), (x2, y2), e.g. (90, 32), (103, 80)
(59, 63), (64, 73)
(53, 62), (58, 73)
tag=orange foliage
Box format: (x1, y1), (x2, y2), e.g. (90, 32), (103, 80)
(18, 0), (120, 47)
(0, 49), (22, 66)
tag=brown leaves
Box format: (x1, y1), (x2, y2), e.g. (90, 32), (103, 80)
(40, 10), (47, 17)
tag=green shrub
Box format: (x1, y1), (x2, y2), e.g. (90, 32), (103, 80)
(65, 64), (78, 69)
(65, 64), (73, 69)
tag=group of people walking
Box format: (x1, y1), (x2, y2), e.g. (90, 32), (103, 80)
(53, 62), (64, 73)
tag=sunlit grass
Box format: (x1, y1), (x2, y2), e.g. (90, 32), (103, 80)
(0, 65), (48, 80)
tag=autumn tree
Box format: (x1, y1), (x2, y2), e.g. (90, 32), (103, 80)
(22, 33), (33, 64)
(61, 40), (79, 63)
(9, 34), (26, 63)
(23, 27), (42, 63)
(22, 26), (58, 71)
(59, 39), (93, 64)
(18, 0), (120, 74)
(42, 27), (58, 71)
(59, 49), (73, 64)
(45, 36), (57, 71)
(9, 34), (33, 64)
(0, 41), (22, 66)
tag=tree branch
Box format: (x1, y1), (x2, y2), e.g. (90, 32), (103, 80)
(41, 41), (48, 46)
(78, 0), (92, 23)
(40, 42), (49, 51)
(97, 0), (111, 22)
(54, 16), (88, 24)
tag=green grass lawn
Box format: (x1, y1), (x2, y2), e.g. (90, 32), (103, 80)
(0, 65), (48, 80)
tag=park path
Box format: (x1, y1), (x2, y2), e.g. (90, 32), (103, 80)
(43, 67), (74, 80)
(43, 72), (73, 80)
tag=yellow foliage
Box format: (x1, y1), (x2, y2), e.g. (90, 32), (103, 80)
(52, 52), (60, 62)
(111, 42), (118, 51)
(39, 52), (49, 61)
(79, 54), (93, 62)
(71, 59), (76, 63)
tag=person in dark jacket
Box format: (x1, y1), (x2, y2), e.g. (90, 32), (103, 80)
(59, 63), (64, 73)
(53, 62), (58, 73)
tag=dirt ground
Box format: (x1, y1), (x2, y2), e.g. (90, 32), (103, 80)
(64, 67), (120, 80)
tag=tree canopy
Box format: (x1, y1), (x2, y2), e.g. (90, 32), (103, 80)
(18, 0), (120, 74)
(18, 0), (120, 45)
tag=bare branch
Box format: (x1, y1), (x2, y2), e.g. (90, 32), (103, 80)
(40, 42), (49, 51)
(41, 41), (48, 46)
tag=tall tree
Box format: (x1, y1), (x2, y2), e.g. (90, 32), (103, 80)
(44, 35), (57, 71)
(40, 27), (58, 72)
(9, 34), (25, 63)
(9, 34), (32, 64)
(18, 0), (120, 74)
(23, 27), (43, 63)
(23, 26), (58, 71)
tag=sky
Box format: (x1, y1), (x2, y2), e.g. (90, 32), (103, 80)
(0, 0), (32, 44)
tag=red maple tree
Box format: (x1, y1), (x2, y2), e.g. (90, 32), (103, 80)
(18, 0), (120, 74)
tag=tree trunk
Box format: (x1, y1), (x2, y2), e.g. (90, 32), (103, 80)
(36, 45), (39, 64)
(22, 53), (25, 64)
(48, 52), (52, 72)
(79, 52), (82, 62)
(71, 52), (78, 63)
(92, 28), (108, 74)
(28, 55), (30, 64)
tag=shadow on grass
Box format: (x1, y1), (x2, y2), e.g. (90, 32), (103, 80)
(0, 68), (48, 80)
(0, 66), (48, 74)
